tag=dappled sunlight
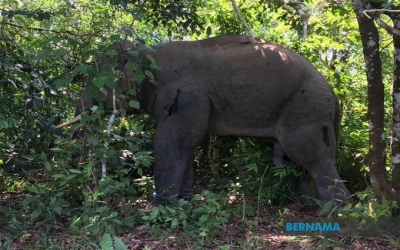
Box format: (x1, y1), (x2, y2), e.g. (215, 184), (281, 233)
(253, 44), (289, 61)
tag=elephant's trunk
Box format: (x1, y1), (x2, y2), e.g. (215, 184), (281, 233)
(55, 113), (83, 129)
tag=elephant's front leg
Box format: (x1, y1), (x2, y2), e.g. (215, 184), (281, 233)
(151, 90), (211, 205)
(179, 155), (194, 200)
(152, 138), (195, 205)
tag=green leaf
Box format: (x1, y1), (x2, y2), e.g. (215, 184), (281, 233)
(90, 105), (99, 111)
(382, 2), (392, 9)
(35, 50), (49, 60)
(149, 208), (159, 221)
(52, 174), (65, 179)
(171, 218), (179, 229)
(68, 169), (82, 174)
(100, 233), (113, 250)
(88, 136), (99, 145)
(133, 73), (145, 83)
(114, 236), (128, 250)
(144, 70), (154, 80)
(37, 12), (51, 20)
(106, 49), (118, 56)
(150, 62), (162, 70)
(122, 25), (135, 37)
(72, 64), (91, 76)
(183, 19), (193, 29)
(206, 26), (212, 36)
(31, 209), (41, 220)
(146, 54), (156, 64)
(53, 48), (69, 57)
(54, 138), (63, 144)
(120, 108), (126, 116)
(199, 213), (209, 223)
(110, 34), (122, 42)
(149, 79), (159, 85)
(27, 186), (38, 194)
(54, 206), (62, 215)
(62, 174), (77, 181)
(55, 192), (64, 197)
(68, 37), (83, 47)
(333, 72), (341, 81)
(44, 37), (62, 45)
(130, 144), (140, 152)
(49, 147), (63, 152)
(44, 161), (52, 172)
(129, 101), (140, 109)
(127, 89), (136, 95)
(93, 77), (106, 88)
(54, 77), (71, 88)
(23, 197), (37, 207)
(319, 201), (333, 216)
(105, 79), (117, 89)
(40, 151), (47, 161)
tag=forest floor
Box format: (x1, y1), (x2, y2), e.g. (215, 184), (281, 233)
(1, 191), (399, 250)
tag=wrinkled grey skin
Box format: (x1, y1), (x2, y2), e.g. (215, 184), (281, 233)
(70, 35), (351, 206)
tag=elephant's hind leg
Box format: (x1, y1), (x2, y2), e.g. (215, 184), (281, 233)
(278, 123), (350, 204)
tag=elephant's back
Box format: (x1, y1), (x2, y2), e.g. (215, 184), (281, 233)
(148, 35), (321, 91)
(144, 36), (336, 135)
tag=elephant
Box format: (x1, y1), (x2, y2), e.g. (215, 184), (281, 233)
(56, 34), (351, 206)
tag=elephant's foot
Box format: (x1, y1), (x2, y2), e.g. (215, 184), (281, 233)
(151, 192), (168, 206)
(151, 192), (194, 206)
(178, 194), (193, 201)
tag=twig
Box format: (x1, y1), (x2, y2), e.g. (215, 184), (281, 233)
(112, 133), (132, 146)
(230, 0), (255, 42)
(242, 193), (246, 220)
(184, 234), (193, 250)
(257, 165), (269, 220)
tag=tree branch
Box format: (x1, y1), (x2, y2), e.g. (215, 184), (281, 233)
(363, 8), (400, 19)
(100, 91), (119, 182)
(362, 9), (400, 36)
(230, 0), (255, 42)
(286, 1), (310, 42)
(2, 21), (79, 37)
(377, 17), (400, 36)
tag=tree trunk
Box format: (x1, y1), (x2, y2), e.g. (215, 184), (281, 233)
(391, 17), (400, 195)
(352, 0), (400, 201)
(352, 0), (388, 201)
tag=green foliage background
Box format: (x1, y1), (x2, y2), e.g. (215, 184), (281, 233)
(0, 0), (397, 248)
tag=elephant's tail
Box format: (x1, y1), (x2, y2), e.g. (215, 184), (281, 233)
(334, 99), (341, 149)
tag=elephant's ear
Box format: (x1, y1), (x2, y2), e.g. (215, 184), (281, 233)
(123, 55), (136, 91)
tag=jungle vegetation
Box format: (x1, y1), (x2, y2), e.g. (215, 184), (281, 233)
(1, 0), (399, 249)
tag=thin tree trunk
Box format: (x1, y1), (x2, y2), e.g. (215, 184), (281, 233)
(230, 0), (255, 42)
(353, 0), (387, 201)
(208, 135), (221, 184)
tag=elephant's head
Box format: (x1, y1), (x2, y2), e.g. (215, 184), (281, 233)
(56, 40), (138, 129)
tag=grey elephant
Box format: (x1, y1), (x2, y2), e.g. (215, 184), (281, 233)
(57, 35), (351, 206)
